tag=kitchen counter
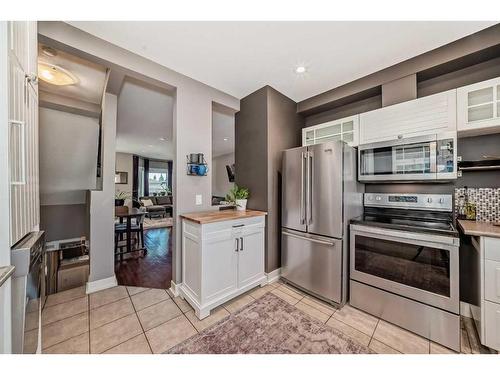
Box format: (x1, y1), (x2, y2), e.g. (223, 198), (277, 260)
(0, 265), (15, 287)
(181, 209), (267, 224)
(458, 219), (500, 239)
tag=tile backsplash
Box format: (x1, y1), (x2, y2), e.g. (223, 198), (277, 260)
(454, 188), (500, 222)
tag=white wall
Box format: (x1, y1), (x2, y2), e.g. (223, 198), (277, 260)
(39, 107), (99, 205)
(115, 152), (133, 208)
(212, 152), (234, 198)
(39, 22), (240, 286)
(88, 93), (117, 290)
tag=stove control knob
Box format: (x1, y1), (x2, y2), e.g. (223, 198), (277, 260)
(427, 198), (433, 203)
(376, 196), (382, 201)
(439, 198), (444, 204)
(367, 196), (373, 201)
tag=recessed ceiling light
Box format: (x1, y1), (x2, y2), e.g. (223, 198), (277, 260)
(148, 144), (153, 147)
(38, 62), (78, 86)
(295, 66), (307, 74)
(223, 137), (229, 141)
(159, 137), (166, 141)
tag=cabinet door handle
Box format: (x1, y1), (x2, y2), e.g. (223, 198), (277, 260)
(235, 238), (239, 252)
(240, 237), (243, 251)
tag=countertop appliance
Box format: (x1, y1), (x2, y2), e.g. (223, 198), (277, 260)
(281, 141), (363, 306)
(358, 132), (457, 182)
(350, 193), (460, 351)
(11, 231), (45, 354)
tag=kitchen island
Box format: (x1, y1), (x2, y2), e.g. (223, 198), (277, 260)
(179, 209), (267, 318)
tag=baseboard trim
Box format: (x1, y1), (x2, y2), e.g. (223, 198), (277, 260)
(169, 280), (181, 297)
(86, 275), (117, 294)
(265, 268), (281, 284)
(460, 301), (472, 318)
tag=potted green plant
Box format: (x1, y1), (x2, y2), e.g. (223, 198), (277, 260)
(225, 185), (250, 211)
(115, 191), (131, 206)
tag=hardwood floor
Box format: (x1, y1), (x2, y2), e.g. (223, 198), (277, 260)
(115, 228), (172, 289)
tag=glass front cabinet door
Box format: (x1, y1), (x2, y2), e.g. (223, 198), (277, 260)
(302, 115), (359, 147)
(457, 77), (500, 136)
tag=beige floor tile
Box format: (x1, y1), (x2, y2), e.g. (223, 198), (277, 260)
(278, 284), (304, 300)
(104, 334), (152, 354)
(127, 286), (150, 296)
(137, 299), (182, 331)
(373, 320), (429, 354)
(42, 296), (88, 326)
(171, 295), (194, 313)
(45, 286), (86, 308)
(185, 307), (230, 332)
(325, 316), (371, 346)
(145, 315), (197, 353)
(369, 339), (400, 354)
(332, 304), (378, 336)
(295, 301), (331, 323)
(43, 332), (89, 354)
(90, 313), (143, 353)
(131, 288), (169, 311)
(271, 288), (300, 305)
(301, 296), (336, 316)
(90, 297), (135, 329)
(224, 294), (255, 313)
(249, 285), (275, 299)
(42, 312), (89, 349)
(430, 342), (457, 354)
(90, 286), (128, 310)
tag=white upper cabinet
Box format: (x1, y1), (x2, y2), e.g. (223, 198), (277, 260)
(302, 115), (359, 147)
(359, 90), (457, 145)
(457, 77), (500, 137)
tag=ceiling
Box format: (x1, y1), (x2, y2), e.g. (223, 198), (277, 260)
(38, 44), (107, 107)
(212, 109), (235, 158)
(67, 21), (496, 101)
(116, 77), (174, 160)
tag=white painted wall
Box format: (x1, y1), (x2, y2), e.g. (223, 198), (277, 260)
(39, 22), (239, 287)
(115, 152), (133, 208)
(212, 152), (234, 198)
(39, 107), (99, 205)
(87, 93), (117, 291)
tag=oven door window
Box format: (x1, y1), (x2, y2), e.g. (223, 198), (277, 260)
(354, 234), (450, 297)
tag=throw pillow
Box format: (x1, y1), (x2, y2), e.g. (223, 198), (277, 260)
(141, 199), (154, 207)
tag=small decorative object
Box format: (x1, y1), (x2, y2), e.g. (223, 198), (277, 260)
(114, 171), (128, 184)
(463, 186), (477, 220)
(225, 185), (250, 211)
(115, 191), (131, 206)
(187, 153), (208, 176)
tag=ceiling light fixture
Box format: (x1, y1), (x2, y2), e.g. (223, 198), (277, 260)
(295, 65), (307, 74)
(159, 137), (166, 141)
(38, 62), (78, 86)
(223, 137), (229, 141)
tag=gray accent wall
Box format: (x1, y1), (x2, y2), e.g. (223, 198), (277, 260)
(40, 204), (89, 242)
(236, 86), (303, 273)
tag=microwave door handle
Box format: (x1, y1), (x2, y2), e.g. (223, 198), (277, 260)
(430, 142), (437, 173)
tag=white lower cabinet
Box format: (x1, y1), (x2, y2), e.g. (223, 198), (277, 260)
(180, 216), (266, 318)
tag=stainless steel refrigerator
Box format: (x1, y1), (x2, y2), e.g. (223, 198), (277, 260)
(281, 141), (363, 306)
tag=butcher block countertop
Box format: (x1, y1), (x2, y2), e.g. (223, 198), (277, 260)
(181, 209), (267, 224)
(458, 219), (500, 239)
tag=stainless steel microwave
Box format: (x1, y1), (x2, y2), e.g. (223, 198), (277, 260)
(358, 132), (457, 182)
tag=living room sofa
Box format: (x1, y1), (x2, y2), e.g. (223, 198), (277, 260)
(139, 195), (173, 218)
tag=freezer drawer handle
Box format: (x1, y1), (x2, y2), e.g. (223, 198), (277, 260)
(283, 231), (334, 246)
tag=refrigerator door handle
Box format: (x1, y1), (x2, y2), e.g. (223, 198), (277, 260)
(300, 151), (305, 224)
(282, 231), (334, 246)
(307, 151), (313, 224)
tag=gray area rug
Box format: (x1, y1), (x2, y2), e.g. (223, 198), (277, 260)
(167, 292), (373, 354)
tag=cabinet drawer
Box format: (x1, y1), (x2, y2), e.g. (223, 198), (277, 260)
(485, 259), (500, 304)
(484, 300), (500, 351)
(485, 237), (500, 261)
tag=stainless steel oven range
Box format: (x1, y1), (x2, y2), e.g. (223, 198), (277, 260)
(349, 193), (460, 351)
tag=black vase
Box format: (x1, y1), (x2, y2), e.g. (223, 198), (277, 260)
(115, 199), (125, 206)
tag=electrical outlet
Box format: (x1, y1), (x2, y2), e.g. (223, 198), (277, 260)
(195, 194), (202, 205)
